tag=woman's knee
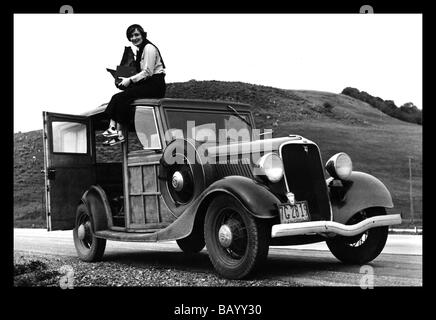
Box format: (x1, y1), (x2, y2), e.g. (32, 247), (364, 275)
(110, 91), (126, 102)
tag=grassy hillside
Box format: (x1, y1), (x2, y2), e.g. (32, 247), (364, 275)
(342, 87), (422, 125)
(14, 130), (46, 227)
(14, 80), (422, 228)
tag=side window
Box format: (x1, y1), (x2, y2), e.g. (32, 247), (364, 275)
(52, 121), (87, 153)
(95, 129), (123, 162)
(128, 107), (161, 152)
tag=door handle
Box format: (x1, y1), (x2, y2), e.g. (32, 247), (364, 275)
(45, 169), (56, 180)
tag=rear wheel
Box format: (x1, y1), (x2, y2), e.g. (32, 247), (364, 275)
(204, 194), (271, 279)
(73, 203), (106, 262)
(326, 207), (388, 264)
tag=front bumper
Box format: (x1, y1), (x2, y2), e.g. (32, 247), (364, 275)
(271, 214), (402, 238)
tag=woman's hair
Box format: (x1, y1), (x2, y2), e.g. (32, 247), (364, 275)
(126, 24), (147, 41)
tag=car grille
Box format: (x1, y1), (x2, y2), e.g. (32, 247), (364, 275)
(280, 143), (331, 221)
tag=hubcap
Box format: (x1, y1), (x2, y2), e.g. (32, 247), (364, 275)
(78, 222), (90, 240)
(218, 224), (233, 248)
(171, 171), (184, 191)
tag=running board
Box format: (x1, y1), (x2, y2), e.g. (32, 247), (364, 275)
(271, 214), (402, 238)
(94, 230), (158, 242)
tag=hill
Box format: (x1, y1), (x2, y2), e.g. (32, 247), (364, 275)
(342, 87), (422, 125)
(14, 80), (422, 228)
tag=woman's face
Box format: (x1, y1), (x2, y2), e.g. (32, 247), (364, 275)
(129, 29), (143, 47)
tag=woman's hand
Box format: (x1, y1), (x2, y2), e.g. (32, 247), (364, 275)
(118, 77), (132, 88)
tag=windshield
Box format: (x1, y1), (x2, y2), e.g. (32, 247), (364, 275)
(165, 109), (253, 144)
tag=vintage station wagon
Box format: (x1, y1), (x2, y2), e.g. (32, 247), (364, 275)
(42, 98), (402, 279)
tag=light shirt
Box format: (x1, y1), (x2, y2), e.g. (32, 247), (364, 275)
(130, 43), (165, 83)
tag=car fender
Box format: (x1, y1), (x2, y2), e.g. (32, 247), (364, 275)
(156, 176), (281, 241)
(80, 185), (113, 232)
(328, 171), (394, 224)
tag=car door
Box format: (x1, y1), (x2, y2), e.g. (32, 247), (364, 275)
(42, 111), (95, 231)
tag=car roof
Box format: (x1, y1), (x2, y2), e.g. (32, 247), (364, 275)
(81, 98), (253, 118)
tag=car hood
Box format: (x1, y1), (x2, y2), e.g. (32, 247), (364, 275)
(205, 135), (315, 158)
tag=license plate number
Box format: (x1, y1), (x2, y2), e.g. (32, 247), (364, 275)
(278, 201), (310, 223)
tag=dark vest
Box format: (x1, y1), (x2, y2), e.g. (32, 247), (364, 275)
(120, 40), (166, 72)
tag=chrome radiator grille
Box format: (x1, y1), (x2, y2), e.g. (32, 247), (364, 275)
(280, 143), (331, 221)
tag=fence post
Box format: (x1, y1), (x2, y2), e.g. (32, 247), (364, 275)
(408, 156), (414, 225)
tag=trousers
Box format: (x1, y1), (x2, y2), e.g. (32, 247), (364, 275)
(105, 73), (166, 125)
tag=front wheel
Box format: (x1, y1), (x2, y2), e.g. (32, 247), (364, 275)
(73, 203), (106, 262)
(326, 207), (388, 265)
(204, 194), (271, 279)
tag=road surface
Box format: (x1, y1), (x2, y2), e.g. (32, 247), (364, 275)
(14, 228), (422, 286)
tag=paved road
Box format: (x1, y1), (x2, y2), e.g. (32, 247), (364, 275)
(14, 228), (422, 286)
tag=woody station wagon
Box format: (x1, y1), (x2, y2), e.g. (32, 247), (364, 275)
(42, 98), (402, 279)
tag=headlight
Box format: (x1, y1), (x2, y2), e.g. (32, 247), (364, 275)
(325, 152), (353, 180)
(254, 153), (284, 183)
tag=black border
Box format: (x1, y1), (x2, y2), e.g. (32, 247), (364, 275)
(5, 1), (426, 13)
(8, 2), (427, 317)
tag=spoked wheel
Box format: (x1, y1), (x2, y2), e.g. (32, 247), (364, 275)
(326, 207), (389, 265)
(73, 203), (106, 262)
(204, 194), (270, 279)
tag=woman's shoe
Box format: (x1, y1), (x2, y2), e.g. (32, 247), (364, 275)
(102, 136), (125, 146)
(102, 127), (118, 138)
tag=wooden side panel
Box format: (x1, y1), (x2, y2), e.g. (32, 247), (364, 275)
(129, 195), (145, 225)
(127, 160), (173, 229)
(129, 166), (143, 194)
(145, 196), (159, 223)
(142, 166), (156, 192)
(128, 165), (144, 227)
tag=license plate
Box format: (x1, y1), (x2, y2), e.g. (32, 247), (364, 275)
(278, 201), (310, 223)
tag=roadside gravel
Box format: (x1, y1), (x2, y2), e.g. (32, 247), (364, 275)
(13, 251), (300, 287)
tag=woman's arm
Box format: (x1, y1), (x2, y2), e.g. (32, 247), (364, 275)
(130, 44), (157, 83)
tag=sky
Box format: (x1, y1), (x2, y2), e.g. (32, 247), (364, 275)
(13, 14), (422, 133)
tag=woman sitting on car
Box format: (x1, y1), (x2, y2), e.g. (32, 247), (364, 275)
(102, 24), (166, 146)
